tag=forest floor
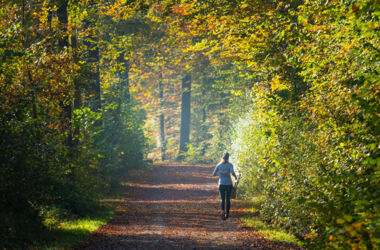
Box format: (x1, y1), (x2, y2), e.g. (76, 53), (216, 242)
(76, 163), (300, 249)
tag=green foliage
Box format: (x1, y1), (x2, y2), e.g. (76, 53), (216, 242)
(0, 1), (146, 248)
(241, 199), (303, 246)
(179, 143), (208, 164)
(37, 205), (114, 249)
(232, 94), (379, 248)
(1, 0), (379, 248)
(175, 0), (379, 247)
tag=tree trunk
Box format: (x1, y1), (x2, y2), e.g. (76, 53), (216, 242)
(57, 0), (73, 147)
(57, 0), (68, 49)
(71, 33), (82, 146)
(158, 73), (166, 161)
(117, 52), (130, 105)
(200, 104), (207, 156)
(83, 17), (101, 112)
(179, 74), (191, 154)
(22, 0), (38, 121)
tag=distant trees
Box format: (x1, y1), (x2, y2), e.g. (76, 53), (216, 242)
(136, 3), (232, 162)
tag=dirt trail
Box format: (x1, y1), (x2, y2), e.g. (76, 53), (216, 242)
(77, 163), (298, 249)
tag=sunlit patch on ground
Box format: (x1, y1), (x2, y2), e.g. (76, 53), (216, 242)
(122, 183), (216, 191)
(77, 164), (301, 249)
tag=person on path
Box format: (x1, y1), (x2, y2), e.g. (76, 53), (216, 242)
(213, 152), (237, 220)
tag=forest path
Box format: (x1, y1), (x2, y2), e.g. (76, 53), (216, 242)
(77, 163), (297, 249)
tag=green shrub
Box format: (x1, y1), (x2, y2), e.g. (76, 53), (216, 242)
(231, 95), (379, 248)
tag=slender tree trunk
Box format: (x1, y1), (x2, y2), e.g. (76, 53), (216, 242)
(93, 54), (101, 111)
(57, 0), (73, 147)
(112, 51), (129, 136)
(22, 0), (38, 121)
(57, 0), (68, 49)
(71, 33), (82, 146)
(117, 52), (130, 104)
(202, 107), (206, 124)
(200, 103), (207, 156)
(73, 81), (81, 145)
(83, 17), (101, 112)
(158, 72), (166, 161)
(82, 4), (102, 132)
(179, 74), (191, 154)
(124, 60), (130, 103)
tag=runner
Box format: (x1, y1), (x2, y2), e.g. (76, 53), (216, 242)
(212, 152), (237, 220)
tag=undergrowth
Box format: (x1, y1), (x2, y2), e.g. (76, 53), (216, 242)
(239, 199), (304, 247)
(34, 205), (114, 249)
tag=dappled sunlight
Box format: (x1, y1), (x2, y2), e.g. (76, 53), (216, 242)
(121, 199), (217, 204)
(122, 183), (216, 191)
(78, 164), (301, 249)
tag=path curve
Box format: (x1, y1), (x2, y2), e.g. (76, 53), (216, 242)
(77, 163), (298, 249)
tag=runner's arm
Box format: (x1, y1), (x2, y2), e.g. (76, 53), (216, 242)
(230, 164), (237, 179)
(212, 165), (219, 176)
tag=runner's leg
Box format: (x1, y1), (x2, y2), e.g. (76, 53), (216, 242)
(225, 185), (233, 217)
(219, 185), (226, 219)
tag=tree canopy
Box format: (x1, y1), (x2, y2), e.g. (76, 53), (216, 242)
(1, 0), (378, 248)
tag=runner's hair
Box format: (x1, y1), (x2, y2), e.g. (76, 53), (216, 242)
(219, 152), (229, 164)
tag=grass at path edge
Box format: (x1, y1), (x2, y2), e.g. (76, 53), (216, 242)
(35, 205), (114, 249)
(239, 198), (304, 247)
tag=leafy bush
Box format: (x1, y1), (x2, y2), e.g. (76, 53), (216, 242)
(232, 93), (379, 248)
(0, 101), (146, 248)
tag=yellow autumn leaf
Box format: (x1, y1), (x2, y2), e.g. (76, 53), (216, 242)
(241, 3), (249, 9)
(344, 214), (353, 222)
(336, 218), (345, 224)
(352, 222), (362, 229)
(271, 75), (287, 91)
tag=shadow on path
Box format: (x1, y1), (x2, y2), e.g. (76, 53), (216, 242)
(76, 163), (299, 249)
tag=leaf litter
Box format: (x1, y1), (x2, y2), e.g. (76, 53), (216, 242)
(76, 163), (301, 249)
